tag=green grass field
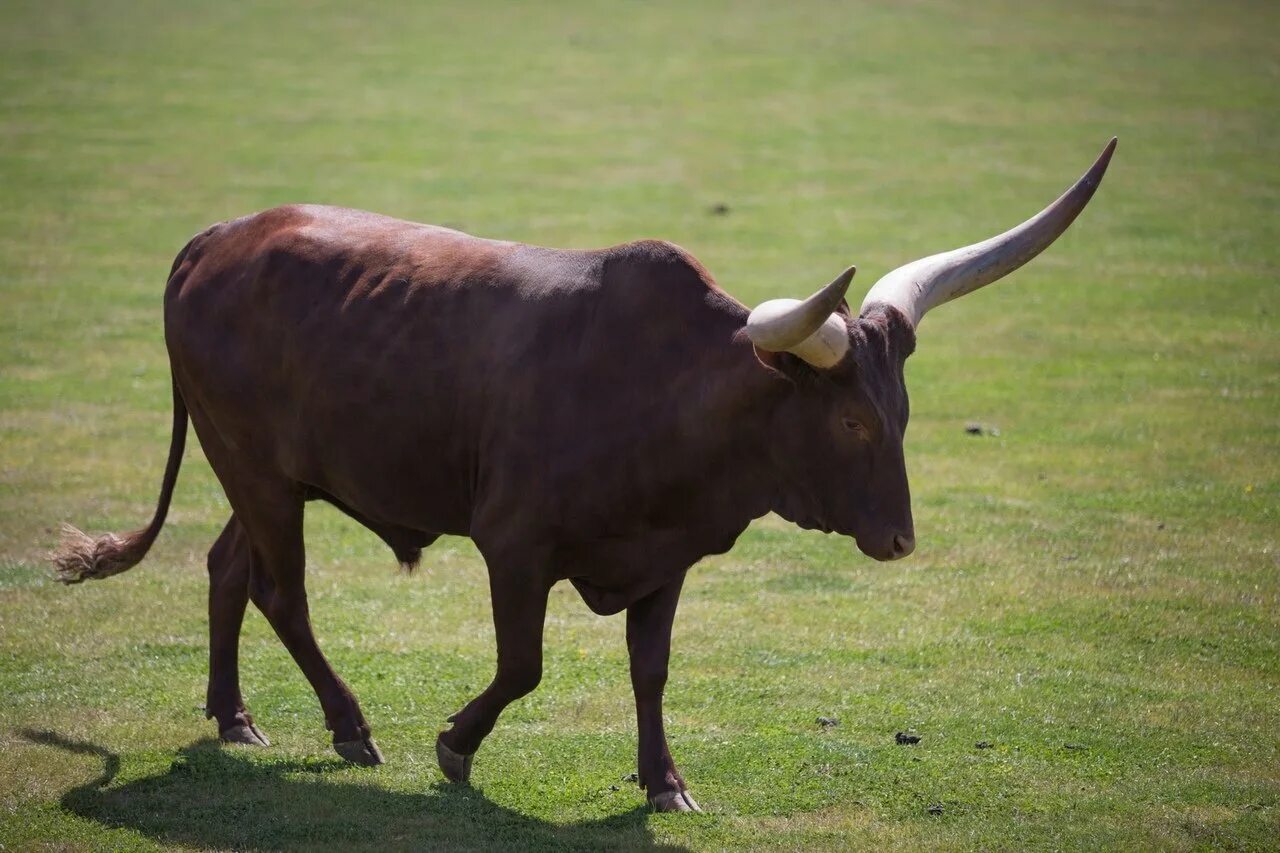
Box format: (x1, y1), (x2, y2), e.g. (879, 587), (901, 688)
(1, 0), (1277, 849)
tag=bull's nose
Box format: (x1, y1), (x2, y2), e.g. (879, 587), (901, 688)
(891, 533), (915, 559)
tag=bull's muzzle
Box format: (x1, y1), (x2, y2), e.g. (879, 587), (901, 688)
(857, 529), (915, 561)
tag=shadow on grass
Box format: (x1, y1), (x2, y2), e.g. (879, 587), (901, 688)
(21, 729), (688, 852)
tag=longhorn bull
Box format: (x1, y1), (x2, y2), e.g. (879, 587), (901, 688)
(54, 139), (1115, 811)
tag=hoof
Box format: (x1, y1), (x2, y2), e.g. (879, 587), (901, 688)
(436, 734), (474, 783)
(220, 723), (270, 747)
(334, 736), (384, 766)
(650, 790), (702, 813)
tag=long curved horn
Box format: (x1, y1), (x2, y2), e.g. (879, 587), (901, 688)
(747, 265), (856, 368)
(860, 138), (1117, 328)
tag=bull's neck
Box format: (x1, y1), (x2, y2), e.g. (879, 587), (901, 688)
(693, 331), (801, 526)
(720, 334), (835, 527)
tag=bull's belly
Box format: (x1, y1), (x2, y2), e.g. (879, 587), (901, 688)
(288, 452), (474, 537)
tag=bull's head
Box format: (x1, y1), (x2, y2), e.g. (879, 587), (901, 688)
(747, 139), (1116, 561)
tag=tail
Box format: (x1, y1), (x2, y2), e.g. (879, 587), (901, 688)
(52, 378), (188, 584)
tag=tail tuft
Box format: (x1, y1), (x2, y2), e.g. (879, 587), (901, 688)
(51, 523), (147, 584)
(52, 376), (188, 586)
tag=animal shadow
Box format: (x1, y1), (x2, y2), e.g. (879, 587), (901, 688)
(21, 730), (689, 852)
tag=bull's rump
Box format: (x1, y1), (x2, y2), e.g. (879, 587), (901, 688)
(162, 205), (538, 533)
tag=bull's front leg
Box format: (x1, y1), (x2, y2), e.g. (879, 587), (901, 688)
(627, 572), (700, 812)
(436, 570), (550, 783)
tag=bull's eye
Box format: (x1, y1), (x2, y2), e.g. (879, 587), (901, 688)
(842, 417), (867, 436)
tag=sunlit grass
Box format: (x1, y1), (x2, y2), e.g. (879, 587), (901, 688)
(1, 0), (1277, 849)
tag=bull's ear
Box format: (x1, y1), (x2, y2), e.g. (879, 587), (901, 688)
(859, 304), (918, 359)
(751, 345), (822, 385)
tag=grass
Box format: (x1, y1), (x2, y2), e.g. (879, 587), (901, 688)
(1, 0), (1277, 849)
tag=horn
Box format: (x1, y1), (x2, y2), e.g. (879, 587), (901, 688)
(860, 137), (1117, 328)
(747, 265), (856, 368)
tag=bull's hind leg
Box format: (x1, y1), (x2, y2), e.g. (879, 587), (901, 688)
(206, 515), (269, 746)
(627, 573), (700, 812)
(222, 474), (383, 766)
(436, 570), (551, 783)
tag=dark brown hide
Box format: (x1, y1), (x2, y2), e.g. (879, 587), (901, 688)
(58, 204), (917, 806)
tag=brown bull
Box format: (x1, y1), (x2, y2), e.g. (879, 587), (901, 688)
(54, 139), (1114, 812)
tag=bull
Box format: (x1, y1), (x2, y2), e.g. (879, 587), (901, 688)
(54, 139), (1114, 811)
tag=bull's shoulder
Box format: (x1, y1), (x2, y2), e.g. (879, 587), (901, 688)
(603, 239), (716, 293)
(600, 239), (745, 316)
(607, 238), (709, 276)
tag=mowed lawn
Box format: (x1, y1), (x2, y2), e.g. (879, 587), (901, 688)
(1, 0), (1277, 849)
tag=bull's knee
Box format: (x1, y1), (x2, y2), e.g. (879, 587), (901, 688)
(261, 595), (308, 630)
(499, 663), (542, 700)
(630, 665), (668, 700)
